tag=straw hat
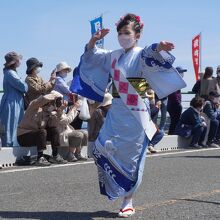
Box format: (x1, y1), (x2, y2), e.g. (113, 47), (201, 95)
(55, 62), (72, 73)
(43, 90), (63, 101)
(99, 93), (113, 107)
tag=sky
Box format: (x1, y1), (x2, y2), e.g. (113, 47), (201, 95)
(0, 0), (220, 92)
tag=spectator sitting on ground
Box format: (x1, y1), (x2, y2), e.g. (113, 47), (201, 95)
(203, 91), (220, 148)
(177, 97), (207, 149)
(49, 97), (88, 162)
(17, 91), (68, 166)
(87, 93), (113, 157)
(25, 57), (56, 104)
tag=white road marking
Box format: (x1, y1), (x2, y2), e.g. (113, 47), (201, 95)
(148, 147), (220, 157)
(0, 148), (219, 174)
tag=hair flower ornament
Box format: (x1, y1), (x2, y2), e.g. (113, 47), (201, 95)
(135, 16), (140, 22)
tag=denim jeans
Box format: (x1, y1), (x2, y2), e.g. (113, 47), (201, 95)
(150, 130), (164, 146)
(191, 125), (207, 145)
(159, 98), (168, 130)
(208, 119), (219, 143)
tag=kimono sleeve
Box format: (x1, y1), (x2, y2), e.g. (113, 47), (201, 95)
(70, 45), (111, 102)
(82, 45), (111, 71)
(140, 44), (186, 99)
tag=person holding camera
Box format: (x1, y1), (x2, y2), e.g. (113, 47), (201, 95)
(50, 97), (88, 162)
(54, 62), (77, 102)
(25, 58), (56, 104)
(17, 91), (68, 166)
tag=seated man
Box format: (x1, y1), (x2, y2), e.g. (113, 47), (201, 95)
(17, 91), (68, 166)
(203, 90), (220, 147)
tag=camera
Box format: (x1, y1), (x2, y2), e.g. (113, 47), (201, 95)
(69, 93), (78, 104)
(55, 97), (63, 108)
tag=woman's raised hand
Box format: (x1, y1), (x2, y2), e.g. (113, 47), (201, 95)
(93, 28), (110, 41)
(88, 28), (110, 49)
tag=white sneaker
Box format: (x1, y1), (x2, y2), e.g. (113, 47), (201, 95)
(118, 208), (135, 218)
(148, 145), (158, 153)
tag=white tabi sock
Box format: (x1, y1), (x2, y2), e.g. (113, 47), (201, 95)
(121, 197), (133, 210)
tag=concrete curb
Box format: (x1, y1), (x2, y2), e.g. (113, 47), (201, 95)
(0, 135), (191, 169)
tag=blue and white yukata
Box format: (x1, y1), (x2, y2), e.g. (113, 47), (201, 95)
(70, 43), (186, 200)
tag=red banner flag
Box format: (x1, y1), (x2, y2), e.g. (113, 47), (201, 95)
(192, 34), (200, 81)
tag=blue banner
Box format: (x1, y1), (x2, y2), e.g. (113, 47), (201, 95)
(90, 15), (104, 48)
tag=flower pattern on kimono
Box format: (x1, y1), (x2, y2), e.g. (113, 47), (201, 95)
(141, 46), (174, 70)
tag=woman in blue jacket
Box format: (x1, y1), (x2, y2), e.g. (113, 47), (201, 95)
(0, 52), (27, 147)
(179, 97), (207, 148)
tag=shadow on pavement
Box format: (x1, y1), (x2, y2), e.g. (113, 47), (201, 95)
(177, 198), (220, 205)
(0, 210), (118, 220)
(161, 155), (220, 159)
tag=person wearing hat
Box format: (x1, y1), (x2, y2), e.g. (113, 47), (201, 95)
(203, 90), (220, 148)
(25, 57), (56, 104)
(200, 66), (219, 99)
(167, 66), (187, 135)
(54, 62), (85, 132)
(0, 51), (28, 147)
(54, 61), (75, 102)
(87, 93), (113, 157)
(17, 90), (68, 166)
(215, 65), (220, 92)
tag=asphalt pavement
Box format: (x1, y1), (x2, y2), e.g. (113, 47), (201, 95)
(0, 148), (220, 220)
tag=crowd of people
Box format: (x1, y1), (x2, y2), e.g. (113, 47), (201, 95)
(145, 64), (220, 150)
(176, 66), (220, 149)
(0, 12), (219, 218)
(0, 51), (183, 162)
(0, 51), (219, 155)
(0, 52), (93, 166)
(1, 52), (219, 163)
